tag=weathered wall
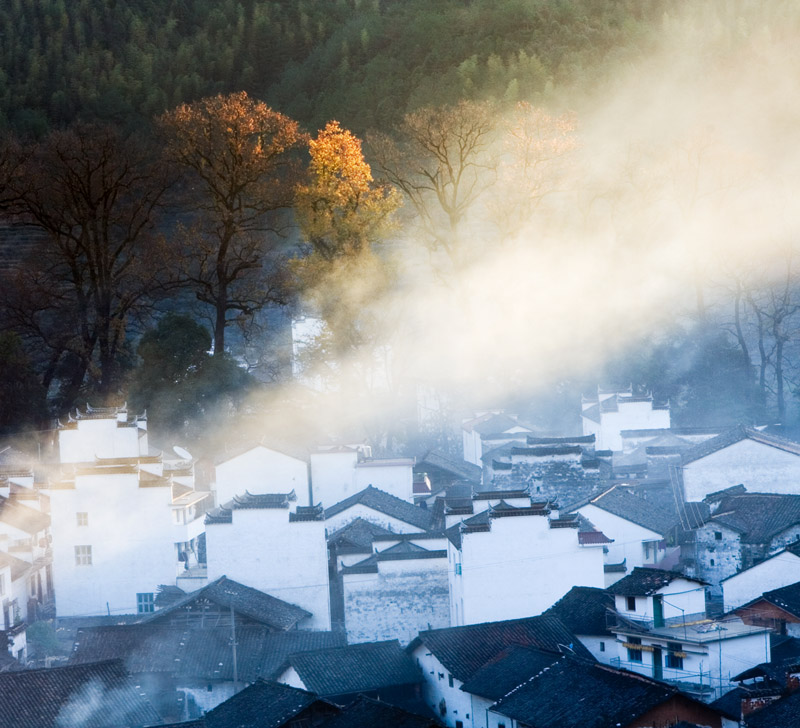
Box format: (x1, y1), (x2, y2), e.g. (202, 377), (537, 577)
(690, 525), (742, 596)
(343, 558), (450, 645)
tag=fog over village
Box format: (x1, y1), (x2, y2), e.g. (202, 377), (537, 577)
(2, 2), (800, 727)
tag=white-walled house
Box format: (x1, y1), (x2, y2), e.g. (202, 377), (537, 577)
(607, 567), (770, 699)
(581, 388), (670, 452)
(723, 541), (800, 612)
(205, 491), (331, 629)
(574, 485), (676, 580)
(447, 500), (605, 626)
(46, 406), (209, 617)
(310, 446), (415, 505)
(681, 427), (800, 502)
(215, 443), (310, 507)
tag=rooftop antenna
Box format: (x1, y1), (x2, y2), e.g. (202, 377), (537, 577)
(173, 446), (193, 461)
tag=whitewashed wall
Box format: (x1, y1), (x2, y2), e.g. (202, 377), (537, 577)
(215, 446), (310, 507)
(48, 472), (182, 616)
(354, 460), (414, 502)
(723, 551), (800, 611)
(412, 644), (473, 728)
(451, 515), (605, 626)
(683, 439), (800, 501)
(206, 508), (330, 629)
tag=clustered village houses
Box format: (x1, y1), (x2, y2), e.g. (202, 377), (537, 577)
(3, 389), (800, 727)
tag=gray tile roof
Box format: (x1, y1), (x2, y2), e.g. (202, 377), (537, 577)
(203, 679), (338, 728)
(328, 518), (395, 550)
(0, 494), (49, 534)
(408, 615), (592, 683)
(708, 493), (800, 544)
(543, 586), (615, 636)
(607, 567), (707, 596)
(0, 659), (161, 728)
(140, 576), (311, 631)
(681, 425), (800, 465)
(416, 450), (482, 483)
(69, 625), (346, 683)
(284, 639), (422, 697)
(324, 486), (434, 531)
(491, 656), (724, 728)
(458, 645), (562, 700)
(341, 542), (447, 575)
(581, 485), (678, 535)
(318, 695), (440, 728)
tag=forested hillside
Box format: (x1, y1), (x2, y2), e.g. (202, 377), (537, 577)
(0, 0), (667, 135)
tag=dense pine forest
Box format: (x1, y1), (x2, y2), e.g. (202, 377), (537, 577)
(2, 0), (800, 450)
(0, 0), (669, 135)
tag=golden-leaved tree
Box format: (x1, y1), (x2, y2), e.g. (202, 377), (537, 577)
(159, 91), (307, 356)
(294, 120), (400, 360)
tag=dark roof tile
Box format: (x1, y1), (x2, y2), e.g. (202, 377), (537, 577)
(324, 487), (434, 531)
(285, 640), (421, 696)
(204, 679), (337, 728)
(409, 615), (592, 682)
(607, 567), (707, 596)
(543, 586), (615, 636)
(0, 659), (161, 728)
(318, 695), (440, 728)
(141, 576), (311, 631)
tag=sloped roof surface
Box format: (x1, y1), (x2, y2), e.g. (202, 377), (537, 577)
(140, 576), (311, 631)
(0, 494), (49, 534)
(491, 657), (715, 728)
(681, 425), (800, 465)
(709, 493), (800, 544)
(583, 486), (678, 535)
(607, 567), (707, 596)
(410, 615), (591, 682)
(747, 580), (800, 618)
(204, 679), (335, 728)
(471, 414), (528, 436)
(745, 687), (800, 728)
(542, 586), (615, 636)
(318, 695), (439, 728)
(324, 486), (434, 530)
(70, 625), (346, 682)
(458, 645), (562, 700)
(416, 450), (482, 483)
(328, 517), (395, 549)
(0, 659), (161, 728)
(286, 639), (421, 696)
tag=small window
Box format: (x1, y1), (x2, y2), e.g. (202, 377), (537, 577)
(456, 722), (463, 728)
(454, 563), (461, 575)
(666, 642), (683, 669)
(136, 593), (155, 614)
(626, 596), (636, 611)
(448, 674), (454, 688)
(599, 641), (605, 652)
(74, 545), (92, 566)
(499, 724), (506, 728)
(76, 512), (88, 527)
(710, 558), (715, 566)
(714, 531), (722, 541)
(627, 637), (642, 663)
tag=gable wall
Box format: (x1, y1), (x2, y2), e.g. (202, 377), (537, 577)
(723, 552), (800, 611)
(215, 448), (309, 507)
(206, 509), (330, 629)
(683, 439), (800, 501)
(412, 644), (473, 728)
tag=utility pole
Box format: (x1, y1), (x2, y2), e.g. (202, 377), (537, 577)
(230, 604), (239, 687)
